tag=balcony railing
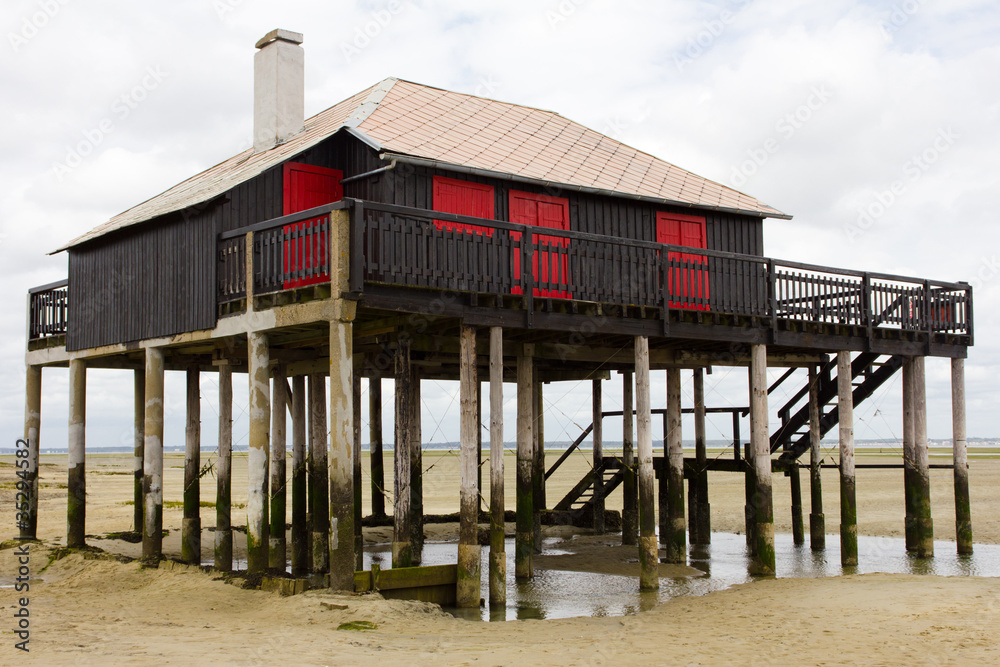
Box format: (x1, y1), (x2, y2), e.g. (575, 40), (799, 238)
(27, 279), (69, 339)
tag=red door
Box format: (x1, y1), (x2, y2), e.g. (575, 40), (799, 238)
(432, 175), (495, 234)
(510, 190), (571, 298)
(283, 162), (343, 289)
(656, 212), (709, 310)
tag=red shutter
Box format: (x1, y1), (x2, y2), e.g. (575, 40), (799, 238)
(510, 190), (571, 299)
(282, 163), (343, 289)
(656, 211), (709, 310)
(432, 176), (495, 235)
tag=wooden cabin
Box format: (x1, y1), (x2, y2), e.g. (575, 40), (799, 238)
(20, 29), (974, 604)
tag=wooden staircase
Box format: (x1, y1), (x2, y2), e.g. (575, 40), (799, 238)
(553, 462), (625, 512)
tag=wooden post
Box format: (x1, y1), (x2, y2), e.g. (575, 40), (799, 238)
(369, 376), (386, 518)
(837, 350), (858, 567)
(621, 370), (637, 546)
(143, 347), (165, 562)
(952, 358), (973, 554)
(268, 365), (287, 570)
(290, 374), (307, 575)
(515, 344), (534, 580)
(328, 318), (355, 590)
(749, 344), (775, 575)
(532, 380), (545, 551)
(67, 358), (86, 549)
(20, 365), (42, 541)
(247, 332), (271, 574)
(808, 365), (825, 550)
(913, 356), (934, 558)
(309, 373), (329, 573)
(457, 325), (482, 607)
(353, 360), (364, 571)
(902, 357), (918, 551)
(392, 340), (413, 568)
(215, 361), (233, 572)
(182, 366), (201, 565)
(132, 368), (144, 535)
(790, 462), (804, 545)
(664, 368), (685, 563)
(409, 364), (424, 560)
(488, 327), (506, 606)
(692, 368), (710, 544)
(592, 379), (605, 534)
(635, 336), (658, 590)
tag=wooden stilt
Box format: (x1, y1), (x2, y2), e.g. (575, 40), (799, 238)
(369, 376), (386, 518)
(182, 366), (202, 565)
(635, 336), (658, 590)
(515, 344), (534, 580)
(902, 357), (918, 551)
(808, 365), (825, 550)
(532, 380), (545, 551)
(268, 365), (287, 570)
(67, 358), (86, 549)
(215, 361), (233, 572)
(664, 368), (686, 563)
(621, 370), (637, 546)
(457, 325), (482, 607)
(952, 358), (973, 554)
(143, 347), (165, 562)
(913, 356), (934, 558)
(837, 350), (858, 567)
(477, 380), (483, 509)
(353, 359), (364, 571)
(290, 374), (307, 575)
(392, 340), (413, 568)
(20, 365), (41, 541)
(749, 344), (775, 575)
(790, 462), (804, 546)
(592, 379), (605, 534)
(488, 327), (506, 607)
(132, 368), (143, 536)
(309, 373), (329, 573)
(692, 368), (710, 545)
(247, 332), (271, 574)
(409, 364), (424, 561)
(328, 318), (355, 590)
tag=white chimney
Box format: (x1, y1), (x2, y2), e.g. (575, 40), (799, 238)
(253, 29), (305, 153)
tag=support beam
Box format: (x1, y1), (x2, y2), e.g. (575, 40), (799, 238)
(328, 318), (355, 590)
(635, 336), (658, 590)
(369, 376), (386, 518)
(808, 365), (825, 550)
(515, 344), (534, 580)
(410, 364), (424, 561)
(902, 357), (918, 551)
(533, 380), (545, 551)
(309, 373), (329, 573)
(838, 350), (858, 567)
(691, 368), (710, 545)
(488, 327), (506, 607)
(592, 379), (605, 534)
(182, 366), (201, 565)
(215, 361), (233, 571)
(952, 358), (973, 555)
(664, 368), (685, 563)
(269, 365), (287, 570)
(20, 365), (42, 540)
(143, 347), (165, 562)
(67, 358), (86, 549)
(790, 462), (804, 546)
(621, 370), (637, 546)
(457, 325), (482, 607)
(353, 358), (364, 571)
(132, 369), (143, 536)
(913, 356), (934, 558)
(392, 340), (413, 568)
(247, 332), (271, 574)
(290, 374), (307, 575)
(749, 343), (775, 575)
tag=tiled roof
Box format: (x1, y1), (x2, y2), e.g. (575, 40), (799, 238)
(56, 78), (789, 251)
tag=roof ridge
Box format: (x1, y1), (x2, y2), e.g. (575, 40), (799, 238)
(343, 77), (398, 129)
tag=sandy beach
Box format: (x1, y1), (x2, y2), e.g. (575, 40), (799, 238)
(2, 450), (999, 665)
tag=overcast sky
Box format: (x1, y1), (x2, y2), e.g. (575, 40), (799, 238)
(1, 0), (997, 454)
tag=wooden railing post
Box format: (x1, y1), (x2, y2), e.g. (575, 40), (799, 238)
(245, 231), (255, 310)
(522, 229), (534, 328)
(862, 272), (873, 345)
(767, 259), (777, 332)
